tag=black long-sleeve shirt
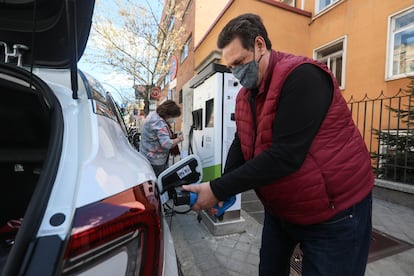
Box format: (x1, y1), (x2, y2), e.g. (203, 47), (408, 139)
(210, 63), (334, 201)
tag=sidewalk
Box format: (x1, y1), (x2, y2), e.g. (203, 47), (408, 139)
(167, 197), (414, 276)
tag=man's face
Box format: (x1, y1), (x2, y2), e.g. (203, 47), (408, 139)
(222, 37), (253, 70)
(222, 37), (266, 89)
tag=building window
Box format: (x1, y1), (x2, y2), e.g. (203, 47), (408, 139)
(181, 35), (191, 63)
(314, 36), (346, 89)
(280, 0), (295, 7)
(168, 88), (176, 100)
(387, 7), (414, 79)
(316, 0), (339, 13)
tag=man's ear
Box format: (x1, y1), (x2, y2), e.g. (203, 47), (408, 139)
(255, 36), (266, 54)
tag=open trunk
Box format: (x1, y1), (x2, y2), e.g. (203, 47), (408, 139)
(0, 63), (63, 274)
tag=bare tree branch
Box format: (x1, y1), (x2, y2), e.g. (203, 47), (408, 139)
(83, 0), (186, 113)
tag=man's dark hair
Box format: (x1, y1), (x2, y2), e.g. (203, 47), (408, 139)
(217, 13), (272, 50)
(156, 100), (181, 118)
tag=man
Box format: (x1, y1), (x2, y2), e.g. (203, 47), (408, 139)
(183, 13), (374, 275)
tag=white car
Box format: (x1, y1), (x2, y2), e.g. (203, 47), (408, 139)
(0, 1), (178, 275)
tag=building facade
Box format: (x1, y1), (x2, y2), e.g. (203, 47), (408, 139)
(193, 0), (413, 99)
(158, 0), (414, 161)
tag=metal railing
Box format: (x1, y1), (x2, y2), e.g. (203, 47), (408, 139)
(347, 88), (414, 185)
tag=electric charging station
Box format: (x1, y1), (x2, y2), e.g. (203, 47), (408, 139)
(189, 63), (245, 234)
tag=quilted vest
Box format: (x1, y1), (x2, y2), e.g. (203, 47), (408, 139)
(235, 50), (374, 225)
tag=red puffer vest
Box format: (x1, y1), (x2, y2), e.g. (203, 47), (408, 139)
(235, 50), (374, 225)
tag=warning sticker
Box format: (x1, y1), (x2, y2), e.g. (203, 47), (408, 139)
(177, 165), (192, 179)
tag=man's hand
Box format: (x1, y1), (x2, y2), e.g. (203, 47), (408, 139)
(182, 182), (219, 211)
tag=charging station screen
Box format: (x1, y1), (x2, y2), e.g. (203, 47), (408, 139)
(192, 109), (202, 130)
(205, 99), (214, 128)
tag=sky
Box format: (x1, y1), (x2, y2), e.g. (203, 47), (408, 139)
(77, 0), (135, 104)
(77, 0), (163, 104)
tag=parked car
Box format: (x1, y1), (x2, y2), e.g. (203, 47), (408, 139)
(127, 127), (141, 151)
(0, 1), (178, 275)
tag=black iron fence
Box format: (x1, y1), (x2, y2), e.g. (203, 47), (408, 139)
(347, 88), (414, 185)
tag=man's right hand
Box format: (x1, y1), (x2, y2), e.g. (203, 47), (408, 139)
(182, 182), (219, 211)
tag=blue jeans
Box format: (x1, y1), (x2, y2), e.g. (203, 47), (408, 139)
(259, 192), (372, 276)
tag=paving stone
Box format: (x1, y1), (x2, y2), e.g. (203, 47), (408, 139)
(246, 252), (260, 266)
(170, 195), (414, 276)
(235, 241), (251, 252)
(231, 249), (248, 262)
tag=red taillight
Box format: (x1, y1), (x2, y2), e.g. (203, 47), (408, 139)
(63, 181), (164, 276)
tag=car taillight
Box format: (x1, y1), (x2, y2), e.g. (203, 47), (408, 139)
(62, 181), (163, 276)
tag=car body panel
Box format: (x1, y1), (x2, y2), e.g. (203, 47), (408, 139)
(0, 68), (178, 275)
(162, 218), (179, 276)
(77, 115), (156, 207)
(33, 68), (157, 208)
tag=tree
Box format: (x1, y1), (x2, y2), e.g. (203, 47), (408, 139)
(85, 0), (186, 114)
(372, 77), (414, 184)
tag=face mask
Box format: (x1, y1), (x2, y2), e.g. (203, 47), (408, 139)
(231, 54), (263, 90)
